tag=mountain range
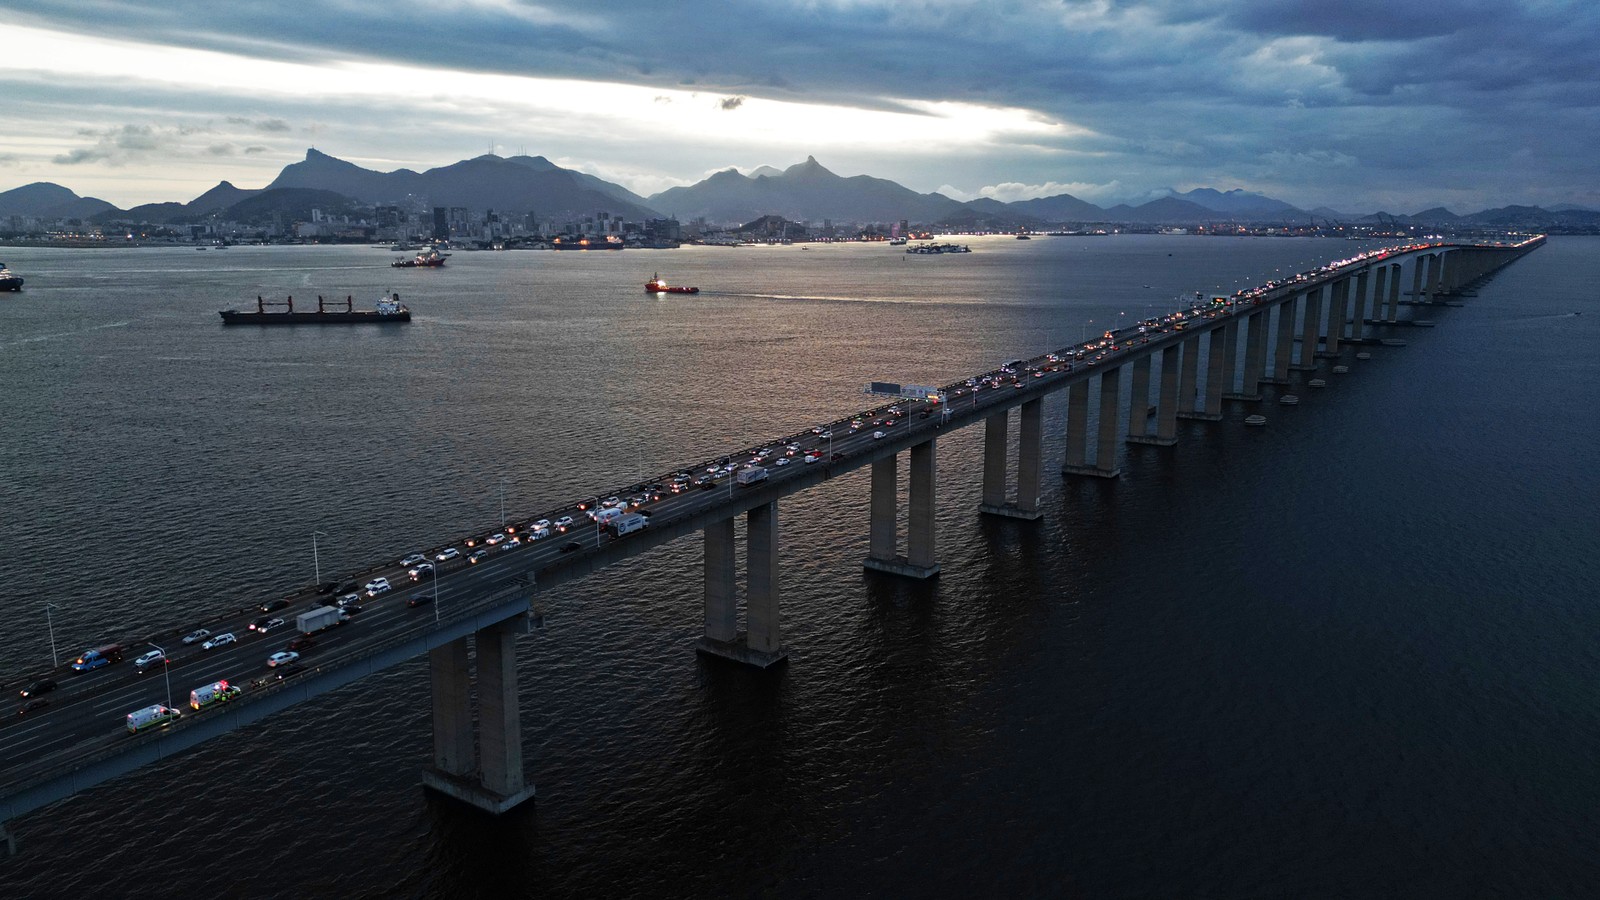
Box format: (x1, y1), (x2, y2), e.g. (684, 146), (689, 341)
(2, 150), (1597, 229)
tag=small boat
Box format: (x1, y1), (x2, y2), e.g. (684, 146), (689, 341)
(392, 247), (446, 268)
(1244, 415), (1268, 427)
(0, 262), (23, 292)
(1332, 365), (1349, 374)
(1308, 378), (1327, 388)
(1355, 352), (1372, 360)
(1279, 395), (1300, 406)
(645, 273), (698, 294)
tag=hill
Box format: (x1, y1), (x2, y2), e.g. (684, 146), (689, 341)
(0, 182), (117, 219)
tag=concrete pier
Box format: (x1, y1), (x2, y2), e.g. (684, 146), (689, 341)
(1350, 269), (1372, 341)
(981, 398), (1044, 520)
(1064, 368), (1121, 477)
(1176, 333), (1202, 418)
(865, 441), (940, 578)
(1318, 278), (1348, 358)
(1292, 285), (1322, 371)
(1131, 346), (1180, 445)
(1232, 310), (1267, 401)
(1126, 355), (1153, 441)
(980, 410), (1008, 509)
(1199, 325), (1228, 417)
(1264, 295), (1297, 385)
(1063, 380), (1089, 470)
(422, 619), (537, 814)
(698, 504), (789, 667)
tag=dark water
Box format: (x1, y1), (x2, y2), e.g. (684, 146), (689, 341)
(1, 236), (1596, 898)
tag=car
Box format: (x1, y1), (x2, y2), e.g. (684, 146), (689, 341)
(804, 454), (820, 464)
(182, 628), (212, 645)
(560, 540), (582, 554)
(775, 457), (791, 466)
(873, 430), (886, 439)
(554, 516), (574, 529)
(528, 526), (550, 540)
(17, 698), (50, 717)
(409, 562), (435, 581)
(252, 617), (285, 633)
(400, 553), (428, 567)
(202, 633), (236, 651)
(365, 577), (392, 596)
(485, 533), (506, 545)
(338, 601), (363, 615)
(532, 519), (551, 530)
(134, 650), (166, 670)
(468, 549), (490, 564)
(315, 581), (339, 595)
(407, 595), (434, 608)
(287, 636), (316, 652)
(819, 430), (832, 439)
(503, 536), (521, 550)
(258, 598), (291, 614)
(19, 679), (57, 699)
(337, 592), (361, 607)
(436, 548), (460, 562)
(266, 651), (300, 668)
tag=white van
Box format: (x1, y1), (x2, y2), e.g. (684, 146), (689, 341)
(126, 704), (181, 733)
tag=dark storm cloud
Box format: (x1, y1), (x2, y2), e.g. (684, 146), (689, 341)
(6, 0), (1596, 208)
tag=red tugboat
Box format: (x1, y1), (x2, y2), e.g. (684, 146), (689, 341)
(645, 273), (698, 294)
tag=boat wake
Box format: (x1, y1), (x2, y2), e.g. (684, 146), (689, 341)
(4, 320), (130, 348)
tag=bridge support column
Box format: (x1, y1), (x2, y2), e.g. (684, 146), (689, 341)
(1407, 258), (1425, 310)
(1130, 348), (1178, 444)
(1068, 365), (1120, 477)
(980, 410), (1009, 509)
(1265, 296), (1296, 385)
(1238, 309), (1267, 399)
(1198, 326), (1228, 418)
(1386, 262), (1403, 321)
(1425, 252), (1443, 301)
(866, 441), (940, 577)
(1061, 380), (1091, 473)
(1176, 333), (1203, 417)
(1319, 277), (1348, 357)
(698, 506), (788, 667)
(702, 517), (737, 643)
(428, 639), (474, 777)
(422, 619), (536, 814)
(1350, 269), (1371, 342)
(1221, 314), (1255, 401)
(1222, 313), (1260, 400)
(1292, 286), (1322, 371)
(1125, 355), (1152, 442)
(1016, 399), (1043, 517)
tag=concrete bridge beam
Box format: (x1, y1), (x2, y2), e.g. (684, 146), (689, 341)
(1062, 379), (1090, 472)
(1016, 398), (1043, 517)
(1234, 309), (1266, 401)
(746, 502), (783, 655)
(868, 453), (898, 561)
(1350, 269), (1371, 342)
(1176, 333), (1202, 417)
(1265, 296), (1296, 386)
(1200, 324), (1228, 417)
(702, 516), (737, 643)
(1154, 343), (1182, 443)
(423, 618), (536, 815)
(980, 410), (1009, 509)
(906, 440), (939, 575)
(428, 638), (474, 778)
(1319, 277), (1348, 357)
(1126, 355), (1153, 441)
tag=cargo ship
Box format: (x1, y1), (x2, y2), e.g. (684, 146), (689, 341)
(0, 262), (23, 292)
(219, 293), (411, 324)
(645, 273), (699, 294)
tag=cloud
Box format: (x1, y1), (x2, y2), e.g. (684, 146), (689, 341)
(719, 96), (744, 111)
(0, 153), (19, 166)
(227, 116), (291, 132)
(205, 143), (236, 156)
(243, 145), (268, 155)
(53, 147), (113, 165)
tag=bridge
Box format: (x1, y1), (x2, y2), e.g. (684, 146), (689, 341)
(0, 235), (1544, 851)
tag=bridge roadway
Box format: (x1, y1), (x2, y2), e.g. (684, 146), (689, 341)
(0, 236), (1542, 837)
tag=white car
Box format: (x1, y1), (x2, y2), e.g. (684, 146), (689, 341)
(266, 651), (300, 668)
(775, 457), (791, 467)
(365, 577), (391, 596)
(182, 628), (211, 645)
(399, 553), (428, 567)
(873, 431), (886, 439)
(532, 519), (551, 530)
(554, 516), (574, 529)
(436, 548), (460, 562)
(485, 533), (506, 545)
(134, 650), (166, 669)
(201, 633), (236, 651)
(503, 536), (521, 549)
(409, 562), (435, 581)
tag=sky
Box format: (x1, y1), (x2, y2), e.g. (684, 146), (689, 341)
(1, 0), (1595, 214)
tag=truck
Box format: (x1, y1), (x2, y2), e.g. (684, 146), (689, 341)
(126, 704), (181, 733)
(735, 466), (769, 487)
(71, 643), (125, 672)
(606, 512), (647, 537)
(296, 605), (346, 635)
(190, 680), (241, 710)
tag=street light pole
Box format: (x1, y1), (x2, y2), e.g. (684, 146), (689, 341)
(312, 530), (327, 586)
(44, 602), (60, 667)
(151, 643), (172, 708)
(432, 565), (440, 626)
(499, 479), (507, 528)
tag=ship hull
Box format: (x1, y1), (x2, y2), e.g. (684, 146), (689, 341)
(218, 310), (411, 325)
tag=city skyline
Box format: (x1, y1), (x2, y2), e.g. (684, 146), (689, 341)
(2, 1), (1595, 212)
